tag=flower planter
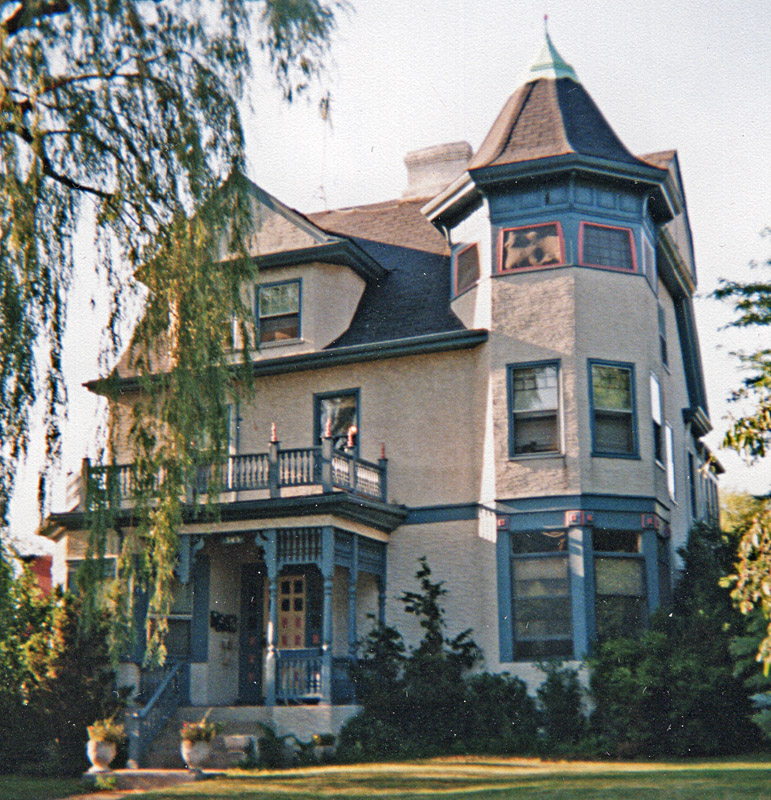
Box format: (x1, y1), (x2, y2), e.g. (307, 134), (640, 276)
(86, 740), (116, 773)
(180, 739), (212, 769)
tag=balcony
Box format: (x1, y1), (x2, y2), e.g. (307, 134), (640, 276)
(74, 439), (388, 512)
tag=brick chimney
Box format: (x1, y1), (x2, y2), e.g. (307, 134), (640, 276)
(403, 141), (472, 199)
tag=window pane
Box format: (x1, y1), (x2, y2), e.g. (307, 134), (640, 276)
(582, 224), (634, 270)
(455, 243), (480, 293)
(260, 282), (299, 317)
(513, 413), (558, 454)
(511, 554), (572, 660)
(512, 366), (558, 411)
(596, 595), (646, 641)
(511, 532), (567, 554)
(649, 375), (661, 425)
(665, 424), (676, 499)
(165, 619), (191, 659)
(592, 365), (632, 411)
(595, 557), (645, 596)
(318, 394), (358, 450)
(501, 223), (563, 271)
(260, 313), (299, 342)
(594, 411), (634, 453)
(593, 530), (640, 553)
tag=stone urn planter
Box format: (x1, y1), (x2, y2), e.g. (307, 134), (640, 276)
(86, 740), (116, 773)
(86, 717), (125, 773)
(180, 714), (223, 770)
(180, 739), (212, 769)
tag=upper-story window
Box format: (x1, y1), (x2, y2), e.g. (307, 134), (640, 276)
(589, 361), (637, 457)
(508, 362), (561, 456)
(314, 389), (359, 453)
(580, 222), (636, 272)
(658, 304), (668, 368)
(257, 280), (300, 343)
(498, 222), (565, 273)
(452, 242), (480, 295)
(650, 374), (664, 465)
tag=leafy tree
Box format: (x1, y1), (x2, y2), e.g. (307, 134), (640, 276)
(589, 522), (758, 757)
(0, 0), (344, 660)
(714, 236), (771, 669)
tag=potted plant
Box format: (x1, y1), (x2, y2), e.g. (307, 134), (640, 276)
(86, 717), (125, 773)
(179, 711), (223, 769)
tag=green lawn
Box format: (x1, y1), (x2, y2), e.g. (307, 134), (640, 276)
(121, 756), (771, 800)
(0, 775), (83, 800)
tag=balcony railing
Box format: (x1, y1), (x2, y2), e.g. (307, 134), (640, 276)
(275, 649), (324, 702)
(79, 440), (388, 509)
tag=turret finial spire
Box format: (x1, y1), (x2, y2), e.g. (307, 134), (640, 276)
(527, 22), (578, 82)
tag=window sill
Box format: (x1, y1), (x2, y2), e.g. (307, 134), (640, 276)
(591, 451), (641, 460)
(655, 460), (666, 471)
(508, 452), (565, 461)
(258, 337), (303, 349)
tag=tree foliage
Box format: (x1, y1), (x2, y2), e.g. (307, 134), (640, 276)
(714, 233), (771, 669)
(0, 0), (344, 661)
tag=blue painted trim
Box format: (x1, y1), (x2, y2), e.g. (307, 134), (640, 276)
(506, 360), (562, 458)
(641, 530), (660, 616)
(313, 387), (360, 456)
(496, 530), (514, 662)
(89, 329), (489, 394)
(568, 528), (590, 659)
(256, 277), (302, 345)
(588, 358), (639, 458)
(404, 503), (482, 524)
(190, 553), (210, 663)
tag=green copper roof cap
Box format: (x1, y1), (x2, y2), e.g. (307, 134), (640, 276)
(527, 18), (578, 82)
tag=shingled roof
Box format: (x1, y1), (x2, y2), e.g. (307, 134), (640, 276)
(469, 33), (654, 172)
(308, 199), (464, 348)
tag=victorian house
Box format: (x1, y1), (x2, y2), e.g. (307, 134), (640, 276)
(43, 34), (720, 764)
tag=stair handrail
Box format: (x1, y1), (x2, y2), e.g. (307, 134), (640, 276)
(125, 660), (186, 768)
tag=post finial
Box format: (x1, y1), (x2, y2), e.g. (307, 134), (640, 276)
(324, 418), (332, 439)
(270, 422), (277, 443)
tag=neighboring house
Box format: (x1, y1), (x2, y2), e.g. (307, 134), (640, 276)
(43, 34), (720, 757)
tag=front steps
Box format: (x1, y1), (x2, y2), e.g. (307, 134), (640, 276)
(142, 704), (360, 768)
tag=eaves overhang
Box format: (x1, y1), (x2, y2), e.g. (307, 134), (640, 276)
(87, 329), (489, 395)
(469, 153), (677, 224)
(253, 239), (387, 283)
(682, 406), (712, 438)
(43, 492), (408, 536)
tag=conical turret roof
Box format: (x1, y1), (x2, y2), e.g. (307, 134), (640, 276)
(468, 32), (651, 172)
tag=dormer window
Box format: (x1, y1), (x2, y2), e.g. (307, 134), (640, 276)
(580, 222), (636, 272)
(258, 280), (300, 343)
(498, 222), (565, 273)
(452, 243), (480, 295)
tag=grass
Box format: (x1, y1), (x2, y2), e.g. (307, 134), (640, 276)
(0, 775), (83, 800)
(115, 756), (771, 800)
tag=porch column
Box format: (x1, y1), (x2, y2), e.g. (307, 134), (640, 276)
(262, 529), (278, 706)
(321, 526), (334, 704)
(348, 536), (359, 660)
(642, 529), (660, 614)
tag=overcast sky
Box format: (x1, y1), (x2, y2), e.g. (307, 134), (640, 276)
(10, 0), (771, 546)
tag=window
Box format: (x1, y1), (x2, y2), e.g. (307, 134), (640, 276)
(658, 304), (668, 367)
(580, 222), (636, 272)
(508, 363), (560, 456)
(688, 452), (697, 518)
(650, 374), (663, 464)
(499, 222), (564, 273)
(257, 280), (300, 343)
(590, 362), (637, 456)
(642, 234), (657, 289)
(315, 390), (359, 452)
(593, 531), (647, 642)
(511, 532), (572, 660)
(665, 423), (676, 500)
(453, 242), (480, 295)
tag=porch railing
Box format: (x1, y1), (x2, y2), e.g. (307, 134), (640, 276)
(80, 442), (388, 509)
(275, 649), (324, 702)
(125, 661), (188, 768)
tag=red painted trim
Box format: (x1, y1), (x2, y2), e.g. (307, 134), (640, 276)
(496, 221), (566, 275)
(578, 221), (638, 273)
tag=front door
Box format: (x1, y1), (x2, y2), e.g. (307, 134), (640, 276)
(238, 563), (264, 704)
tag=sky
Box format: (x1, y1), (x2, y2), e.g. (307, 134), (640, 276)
(9, 0), (771, 547)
